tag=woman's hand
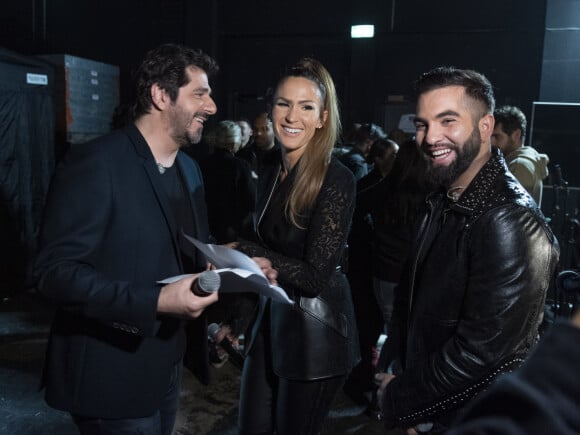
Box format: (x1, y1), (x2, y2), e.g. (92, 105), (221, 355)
(253, 256), (278, 285)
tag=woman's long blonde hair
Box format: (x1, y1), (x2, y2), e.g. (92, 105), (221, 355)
(276, 58), (341, 227)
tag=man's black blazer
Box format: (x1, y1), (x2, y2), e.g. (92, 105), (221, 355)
(34, 125), (210, 418)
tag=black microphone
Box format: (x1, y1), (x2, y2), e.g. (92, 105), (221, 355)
(208, 322), (245, 370)
(191, 270), (221, 297)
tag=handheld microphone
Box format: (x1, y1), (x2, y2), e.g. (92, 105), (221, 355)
(191, 270), (221, 297)
(208, 322), (245, 370)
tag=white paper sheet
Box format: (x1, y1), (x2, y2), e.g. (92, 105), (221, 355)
(158, 234), (294, 305)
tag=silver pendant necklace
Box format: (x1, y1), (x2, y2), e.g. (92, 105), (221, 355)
(157, 163), (167, 174)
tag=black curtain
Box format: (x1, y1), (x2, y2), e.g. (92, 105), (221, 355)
(0, 83), (55, 294)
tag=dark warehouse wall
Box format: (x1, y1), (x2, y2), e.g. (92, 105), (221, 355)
(0, 0), (549, 127)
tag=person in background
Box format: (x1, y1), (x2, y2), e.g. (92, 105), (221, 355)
(340, 122), (387, 180)
(365, 139), (434, 352)
(201, 120), (255, 244)
(237, 117), (253, 150)
(236, 112), (279, 179)
(491, 105), (549, 206)
(343, 137), (399, 406)
(345, 122), (362, 145)
(200, 120), (258, 363)
(357, 138), (399, 191)
(387, 127), (410, 148)
(377, 67), (559, 434)
(358, 140), (435, 418)
(234, 58), (359, 435)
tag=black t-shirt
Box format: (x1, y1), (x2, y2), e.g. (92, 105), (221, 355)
(159, 164), (196, 272)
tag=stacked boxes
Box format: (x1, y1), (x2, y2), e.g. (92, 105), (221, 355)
(39, 54), (119, 144)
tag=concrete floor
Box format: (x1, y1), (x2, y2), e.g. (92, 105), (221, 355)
(0, 290), (402, 435)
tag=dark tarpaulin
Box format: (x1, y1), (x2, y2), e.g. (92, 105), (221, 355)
(0, 48), (55, 293)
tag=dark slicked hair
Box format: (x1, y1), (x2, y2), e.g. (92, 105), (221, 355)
(415, 66), (495, 118)
(494, 105), (527, 143)
(133, 43), (219, 118)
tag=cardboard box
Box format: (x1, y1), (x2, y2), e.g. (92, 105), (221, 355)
(39, 54), (119, 144)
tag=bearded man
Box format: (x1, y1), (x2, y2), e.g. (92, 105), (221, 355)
(491, 105), (549, 206)
(34, 44), (223, 435)
(377, 67), (559, 434)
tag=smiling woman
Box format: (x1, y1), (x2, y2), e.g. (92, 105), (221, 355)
(234, 58), (359, 435)
(271, 58), (341, 228)
(272, 76), (326, 159)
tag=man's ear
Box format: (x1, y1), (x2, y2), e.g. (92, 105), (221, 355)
(512, 128), (522, 144)
(150, 84), (167, 111)
(479, 113), (495, 141)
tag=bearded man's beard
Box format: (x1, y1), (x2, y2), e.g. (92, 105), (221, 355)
(168, 104), (204, 148)
(424, 128), (481, 188)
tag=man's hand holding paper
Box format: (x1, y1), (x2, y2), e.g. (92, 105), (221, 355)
(159, 234), (291, 304)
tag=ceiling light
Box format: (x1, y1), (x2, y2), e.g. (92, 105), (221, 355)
(351, 25), (374, 39)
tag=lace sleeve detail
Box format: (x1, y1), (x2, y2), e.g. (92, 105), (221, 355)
(237, 163), (356, 298)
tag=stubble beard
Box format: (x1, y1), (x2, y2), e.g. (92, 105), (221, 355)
(182, 113), (204, 147)
(185, 125), (203, 146)
(169, 104), (204, 148)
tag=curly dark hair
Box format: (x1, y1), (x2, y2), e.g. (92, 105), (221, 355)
(133, 43), (219, 117)
(494, 105), (527, 142)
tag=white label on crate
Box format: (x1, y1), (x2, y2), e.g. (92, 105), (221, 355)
(92, 94), (100, 101)
(90, 70), (98, 77)
(91, 78), (99, 85)
(26, 73), (48, 85)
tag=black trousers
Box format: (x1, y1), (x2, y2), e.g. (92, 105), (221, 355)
(238, 328), (346, 435)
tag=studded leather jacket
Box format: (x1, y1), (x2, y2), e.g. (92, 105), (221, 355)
(382, 149), (560, 430)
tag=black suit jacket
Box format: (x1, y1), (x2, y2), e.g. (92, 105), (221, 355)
(34, 125), (210, 418)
